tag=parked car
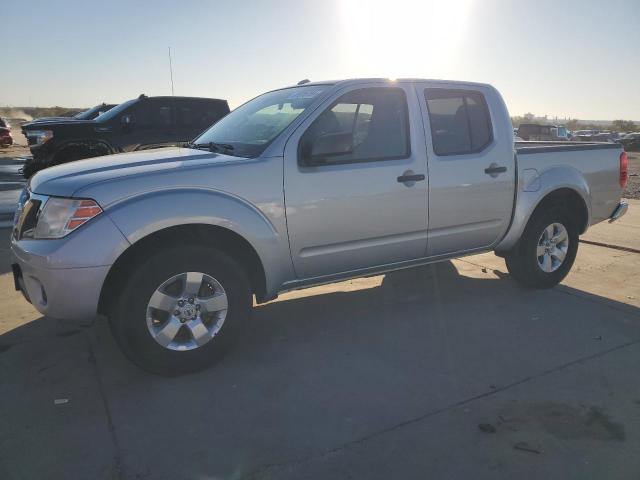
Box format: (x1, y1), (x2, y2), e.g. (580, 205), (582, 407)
(517, 123), (569, 141)
(21, 95), (230, 178)
(29, 103), (118, 124)
(619, 132), (640, 151)
(0, 118), (13, 147)
(11, 78), (628, 374)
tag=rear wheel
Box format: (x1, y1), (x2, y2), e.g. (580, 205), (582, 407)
(109, 244), (252, 375)
(505, 207), (578, 288)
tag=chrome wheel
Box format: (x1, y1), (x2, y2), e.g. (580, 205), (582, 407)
(146, 272), (228, 351)
(536, 223), (569, 273)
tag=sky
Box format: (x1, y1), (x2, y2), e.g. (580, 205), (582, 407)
(1, 0), (639, 120)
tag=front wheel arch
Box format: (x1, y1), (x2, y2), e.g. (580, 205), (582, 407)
(98, 224), (267, 317)
(52, 141), (112, 164)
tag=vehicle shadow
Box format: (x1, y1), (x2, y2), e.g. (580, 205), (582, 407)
(2, 260), (639, 375)
(0, 228), (14, 275)
(1, 260), (639, 479)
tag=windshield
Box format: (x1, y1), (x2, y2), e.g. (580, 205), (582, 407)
(74, 107), (96, 119)
(74, 104), (110, 120)
(193, 85), (330, 158)
(94, 99), (137, 123)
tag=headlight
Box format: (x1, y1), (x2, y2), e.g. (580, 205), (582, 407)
(33, 197), (102, 239)
(27, 130), (53, 145)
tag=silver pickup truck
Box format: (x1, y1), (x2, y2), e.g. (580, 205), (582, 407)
(11, 78), (629, 374)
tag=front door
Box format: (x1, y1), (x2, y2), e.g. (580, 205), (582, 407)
(416, 84), (516, 256)
(283, 84), (429, 280)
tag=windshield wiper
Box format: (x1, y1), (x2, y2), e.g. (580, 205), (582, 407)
(186, 142), (234, 153)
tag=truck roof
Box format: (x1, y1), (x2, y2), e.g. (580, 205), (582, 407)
(136, 96), (227, 102)
(296, 78), (493, 89)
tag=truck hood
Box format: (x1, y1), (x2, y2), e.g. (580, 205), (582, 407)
(25, 116), (83, 124)
(22, 118), (95, 130)
(29, 147), (236, 197)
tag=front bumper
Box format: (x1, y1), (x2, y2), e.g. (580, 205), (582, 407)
(609, 201), (629, 223)
(11, 251), (109, 320)
(10, 210), (130, 321)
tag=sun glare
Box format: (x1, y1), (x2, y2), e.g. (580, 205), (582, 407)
(340, 0), (473, 79)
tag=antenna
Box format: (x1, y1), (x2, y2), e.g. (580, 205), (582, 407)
(168, 47), (175, 96)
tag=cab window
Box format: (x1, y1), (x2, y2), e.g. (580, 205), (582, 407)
(299, 87), (410, 165)
(425, 89), (493, 156)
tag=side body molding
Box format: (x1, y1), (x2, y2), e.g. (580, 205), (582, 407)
(495, 166), (591, 253)
(105, 187), (294, 298)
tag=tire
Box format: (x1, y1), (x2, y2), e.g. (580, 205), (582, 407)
(52, 147), (91, 166)
(505, 206), (578, 288)
(108, 244), (252, 375)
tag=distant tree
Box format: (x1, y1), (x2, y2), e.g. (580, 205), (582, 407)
(612, 119), (636, 132)
(566, 119), (581, 130)
(523, 112), (535, 121)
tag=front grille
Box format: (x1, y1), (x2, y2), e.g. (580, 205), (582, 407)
(13, 190), (43, 240)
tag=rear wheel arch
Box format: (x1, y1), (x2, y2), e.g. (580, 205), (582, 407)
(98, 224), (267, 317)
(528, 187), (589, 234)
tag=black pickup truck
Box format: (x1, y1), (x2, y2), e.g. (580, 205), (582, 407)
(21, 95), (230, 178)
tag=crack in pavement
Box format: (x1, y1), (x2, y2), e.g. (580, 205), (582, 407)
(579, 239), (640, 255)
(243, 338), (640, 479)
(85, 333), (125, 480)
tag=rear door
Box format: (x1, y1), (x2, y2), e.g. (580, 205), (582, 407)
(416, 84), (515, 256)
(284, 83), (429, 279)
(176, 100), (228, 142)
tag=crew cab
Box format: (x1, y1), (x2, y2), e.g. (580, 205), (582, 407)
(11, 79), (629, 374)
(20, 95), (230, 178)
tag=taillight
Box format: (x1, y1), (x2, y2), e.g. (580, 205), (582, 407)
(620, 151), (628, 189)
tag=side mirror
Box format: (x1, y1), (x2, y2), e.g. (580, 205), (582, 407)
(299, 131), (353, 166)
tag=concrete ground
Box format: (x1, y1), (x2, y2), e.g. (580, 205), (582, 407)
(0, 201), (639, 479)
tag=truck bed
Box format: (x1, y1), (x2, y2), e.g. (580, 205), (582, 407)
(515, 140), (620, 154)
(515, 140), (623, 226)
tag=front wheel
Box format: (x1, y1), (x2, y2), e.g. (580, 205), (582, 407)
(505, 207), (578, 288)
(109, 245), (252, 375)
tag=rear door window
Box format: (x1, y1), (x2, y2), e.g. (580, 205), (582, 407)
(425, 89), (493, 156)
(138, 99), (173, 127)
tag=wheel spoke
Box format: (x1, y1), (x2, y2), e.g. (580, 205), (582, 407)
(552, 246), (566, 262)
(200, 293), (228, 313)
(552, 228), (568, 244)
(183, 272), (204, 296)
(540, 253), (552, 272)
(545, 224), (555, 241)
(186, 318), (211, 347)
(536, 244), (546, 257)
(153, 317), (182, 347)
(147, 290), (176, 313)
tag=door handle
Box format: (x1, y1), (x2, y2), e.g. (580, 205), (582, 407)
(397, 173), (426, 183)
(484, 164), (507, 177)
